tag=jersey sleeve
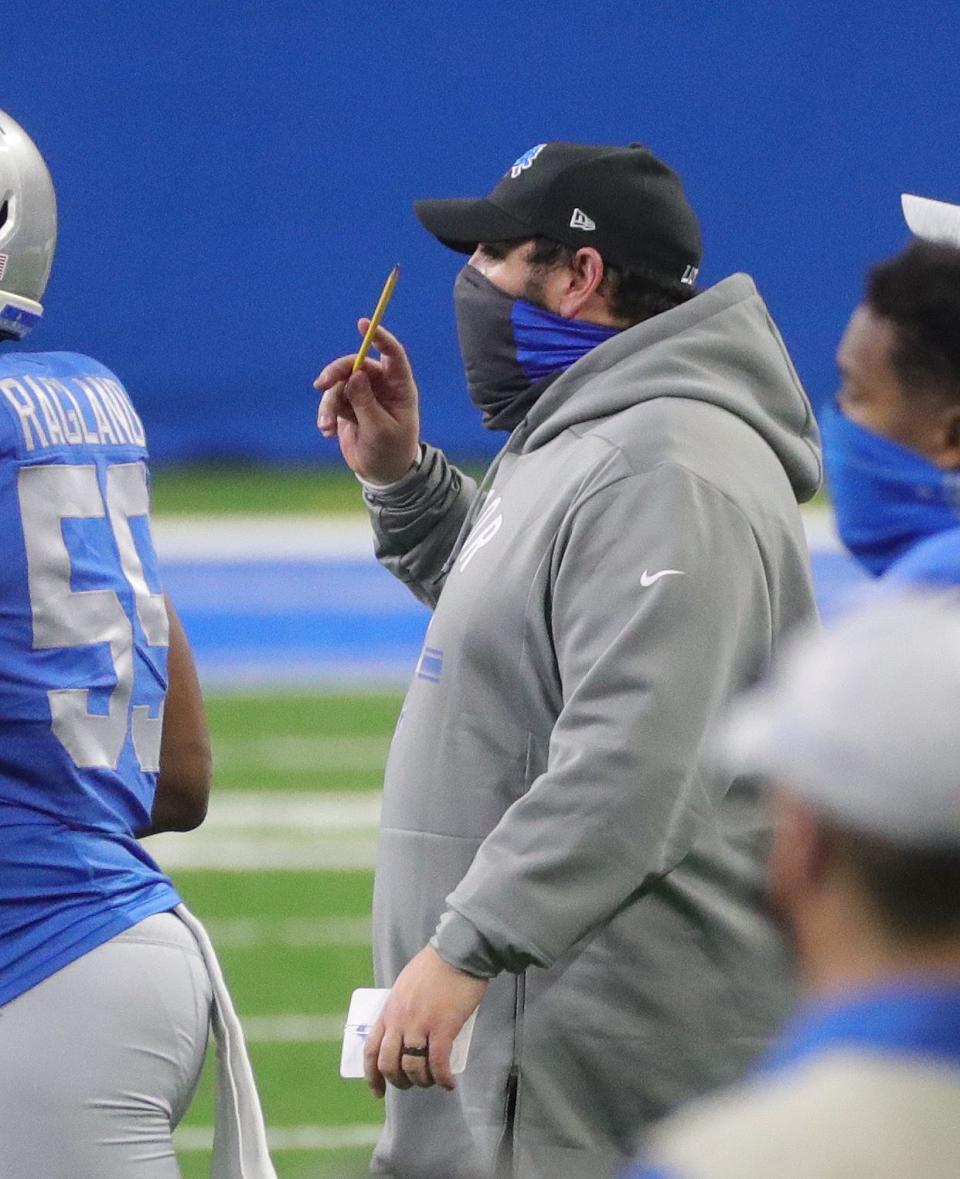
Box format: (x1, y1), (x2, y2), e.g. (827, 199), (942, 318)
(884, 527), (960, 590)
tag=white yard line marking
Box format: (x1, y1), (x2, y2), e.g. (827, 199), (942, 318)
(175, 1123), (382, 1151)
(153, 834), (379, 871)
(205, 915), (371, 947)
(147, 790), (381, 871)
(190, 791), (380, 828)
(213, 734), (390, 773)
(153, 516), (375, 562)
(802, 505), (843, 552)
(155, 508), (839, 562)
(241, 1013), (347, 1042)
(198, 659), (416, 693)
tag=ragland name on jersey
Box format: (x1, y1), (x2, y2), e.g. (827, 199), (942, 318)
(0, 349), (180, 1009)
(0, 354), (146, 453)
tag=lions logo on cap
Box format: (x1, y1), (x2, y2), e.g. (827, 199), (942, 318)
(509, 144), (545, 179)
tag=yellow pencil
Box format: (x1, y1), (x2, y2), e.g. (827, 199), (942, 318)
(352, 264), (400, 373)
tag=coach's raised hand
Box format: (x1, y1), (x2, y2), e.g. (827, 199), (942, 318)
(314, 320), (421, 484)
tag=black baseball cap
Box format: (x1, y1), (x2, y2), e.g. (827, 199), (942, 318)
(414, 141), (702, 284)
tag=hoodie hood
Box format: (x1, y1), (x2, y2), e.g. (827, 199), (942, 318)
(519, 273), (822, 503)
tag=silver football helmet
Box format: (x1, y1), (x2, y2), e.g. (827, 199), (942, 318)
(0, 109), (57, 339)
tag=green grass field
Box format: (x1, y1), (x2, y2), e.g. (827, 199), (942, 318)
(149, 461), (489, 517)
(149, 462), (827, 518)
(147, 468), (413, 1174)
(160, 690), (403, 1178)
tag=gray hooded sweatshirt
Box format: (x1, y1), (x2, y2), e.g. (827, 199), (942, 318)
(364, 274), (822, 1179)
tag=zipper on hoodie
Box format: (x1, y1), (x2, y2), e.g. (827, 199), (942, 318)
(494, 969), (526, 1178)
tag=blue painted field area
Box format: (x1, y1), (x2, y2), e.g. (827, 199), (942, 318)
(156, 515), (868, 690)
(164, 558), (429, 687)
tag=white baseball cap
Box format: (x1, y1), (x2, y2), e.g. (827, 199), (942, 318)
(901, 192), (960, 247)
(718, 593), (960, 847)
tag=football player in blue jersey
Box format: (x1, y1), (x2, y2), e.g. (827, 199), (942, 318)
(0, 110), (274, 1178)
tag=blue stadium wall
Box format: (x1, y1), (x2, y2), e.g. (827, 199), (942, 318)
(6, 2), (960, 465)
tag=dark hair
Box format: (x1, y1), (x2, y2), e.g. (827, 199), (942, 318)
(866, 240), (960, 406)
(826, 822), (960, 943)
(478, 236), (696, 326)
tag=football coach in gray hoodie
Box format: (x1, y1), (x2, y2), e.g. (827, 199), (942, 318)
(315, 142), (823, 1179)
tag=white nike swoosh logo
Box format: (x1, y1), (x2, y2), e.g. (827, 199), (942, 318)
(640, 569), (685, 587)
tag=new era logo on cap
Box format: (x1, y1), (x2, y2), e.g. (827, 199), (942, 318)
(569, 208), (596, 232)
(0, 254), (7, 281)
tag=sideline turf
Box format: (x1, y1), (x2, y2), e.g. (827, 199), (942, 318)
(150, 460), (487, 516)
(151, 464), (366, 515)
(205, 692), (402, 794)
(171, 691), (392, 1177)
(206, 692), (403, 745)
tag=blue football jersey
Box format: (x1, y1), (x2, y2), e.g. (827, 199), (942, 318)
(0, 350), (180, 1006)
(885, 526), (960, 590)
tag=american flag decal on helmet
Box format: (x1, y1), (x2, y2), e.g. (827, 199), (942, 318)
(0, 255), (7, 281)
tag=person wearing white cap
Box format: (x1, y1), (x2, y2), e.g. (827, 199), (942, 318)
(625, 592), (960, 1179)
(902, 192), (960, 248)
(819, 213), (960, 589)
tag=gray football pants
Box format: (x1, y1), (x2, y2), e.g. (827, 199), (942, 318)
(0, 911), (212, 1178)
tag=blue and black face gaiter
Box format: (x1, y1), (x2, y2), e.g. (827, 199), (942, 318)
(453, 265), (618, 432)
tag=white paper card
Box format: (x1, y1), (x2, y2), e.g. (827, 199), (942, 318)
(339, 987), (478, 1078)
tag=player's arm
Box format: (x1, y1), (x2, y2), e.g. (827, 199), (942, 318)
(141, 596), (212, 836)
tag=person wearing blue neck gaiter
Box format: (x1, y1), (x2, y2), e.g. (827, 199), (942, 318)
(823, 240), (960, 586)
